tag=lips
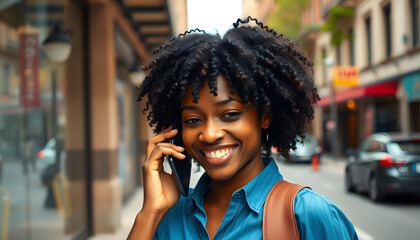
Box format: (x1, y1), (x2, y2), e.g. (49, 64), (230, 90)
(200, 145), (237, 165)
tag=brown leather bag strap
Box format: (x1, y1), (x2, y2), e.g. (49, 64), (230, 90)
(263, 180), (310, 240)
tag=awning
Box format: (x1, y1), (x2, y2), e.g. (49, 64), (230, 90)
(316, 81), (398, 106)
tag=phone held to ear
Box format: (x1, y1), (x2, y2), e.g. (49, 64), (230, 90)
(166, 119), (192, 196)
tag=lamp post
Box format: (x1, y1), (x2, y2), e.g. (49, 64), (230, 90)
(43, 25), (72, 63)
(42, 25), (72, 208)
(323, 57), (338, 157)
(128, 58), (145, 87)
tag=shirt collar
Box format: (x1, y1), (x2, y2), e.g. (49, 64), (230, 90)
(190, 157), (283, 214)
(190, 172), (211, 212)
(242, 157), (283, 213)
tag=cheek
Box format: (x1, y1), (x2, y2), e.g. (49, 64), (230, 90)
(182, 130), (198, 156)
(231, 119), (261, 145)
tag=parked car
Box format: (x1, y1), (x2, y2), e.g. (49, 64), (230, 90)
(273, 133), (322, 163)
(345, 132), (420, 202)
(0, 152), (3, 180)
(36, 138), (65, 183)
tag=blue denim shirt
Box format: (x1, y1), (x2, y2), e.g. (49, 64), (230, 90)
(154, 158), (358, 240)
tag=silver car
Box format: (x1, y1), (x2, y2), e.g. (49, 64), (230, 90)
(272, 133), (322, 163)
(36, 138), (65, 181)
(288, 134), (322, 163)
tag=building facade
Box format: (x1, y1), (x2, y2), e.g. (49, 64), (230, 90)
(300, 0), (420, 154)
(0, 0), (187, 239)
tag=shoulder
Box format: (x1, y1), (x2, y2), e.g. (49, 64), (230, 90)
(294, 188), (359, 240)
(294, 188), (340, 220)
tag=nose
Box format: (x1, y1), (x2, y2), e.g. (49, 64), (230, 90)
(198, 119), (225, 143)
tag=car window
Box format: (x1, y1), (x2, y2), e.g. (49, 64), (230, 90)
(45, 139), (56, 150)
(367, 140), (385, 152)
(303, 135), (316, 144)
(387, 141), (420, 154)
(296, 135), (316, 146)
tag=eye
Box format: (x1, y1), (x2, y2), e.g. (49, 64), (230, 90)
(184, 118), (202, 126)
(221, 112), (242, 121)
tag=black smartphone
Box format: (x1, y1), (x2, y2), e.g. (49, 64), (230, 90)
(167, 118), (192, 196)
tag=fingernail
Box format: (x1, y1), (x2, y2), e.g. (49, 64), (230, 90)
(179, 153), (185, 157)
(178, 146), (185, 150)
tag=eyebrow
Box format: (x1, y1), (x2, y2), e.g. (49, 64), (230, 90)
(181, 98), (241, 112)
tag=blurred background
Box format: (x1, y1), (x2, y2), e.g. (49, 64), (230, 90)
(0, 0), (419, 239)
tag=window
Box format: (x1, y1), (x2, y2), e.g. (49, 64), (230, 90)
(410, 102), (420, 132)
(367, 140), (385, 152)
(411, 0), (420, 47)
(365, 16), (372, 65)
(1, 64), (10, 95)
(321, 47), (327, 86)
(336, 44), (341, 65)
(383, 3), (392, 58)
(314, 0), (321, 22)
(349, 28), (355, 65)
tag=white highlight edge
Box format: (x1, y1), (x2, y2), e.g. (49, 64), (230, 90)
(355, 227), (374, 240)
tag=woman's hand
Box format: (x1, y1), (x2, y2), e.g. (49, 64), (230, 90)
(142, 126), (186, 214)
(128, 126), (186, 240)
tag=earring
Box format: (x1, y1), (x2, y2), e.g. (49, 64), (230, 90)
(265, 126), (269, 142)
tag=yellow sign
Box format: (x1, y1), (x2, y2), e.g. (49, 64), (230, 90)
(333, 66), (359, 86)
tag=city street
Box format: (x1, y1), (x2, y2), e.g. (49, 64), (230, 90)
(275, 156), (420, 240)
(90, 156), (420, 240)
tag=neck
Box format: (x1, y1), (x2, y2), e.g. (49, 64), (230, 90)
(205, 155), (266, 205)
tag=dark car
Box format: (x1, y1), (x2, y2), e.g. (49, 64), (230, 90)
(0, 152), (3, 181)
(345, 132), (420, 202)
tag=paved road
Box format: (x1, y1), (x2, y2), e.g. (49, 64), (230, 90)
(275, 158), (420, 240)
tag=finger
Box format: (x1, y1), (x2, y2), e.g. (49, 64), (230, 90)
(149, 129), (178, 146)
(155, 142), (185, 151)
(145, 146), (186, 172)
(150, 145), (186, 161)
(144, 143), (185, 172)
(147, 129), (179, 156)
(161, 125), (174, 132)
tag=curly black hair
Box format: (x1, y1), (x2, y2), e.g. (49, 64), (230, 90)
(138, 17), (320, 157)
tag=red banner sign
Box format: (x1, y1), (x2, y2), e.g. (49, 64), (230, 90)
(19, 32), (40, 108)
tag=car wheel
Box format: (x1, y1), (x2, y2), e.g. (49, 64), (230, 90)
(369, 175), (384, 202)
(345, 170), (355, 193)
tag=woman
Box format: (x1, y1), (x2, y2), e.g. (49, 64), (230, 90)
(129, 17), (358, 240)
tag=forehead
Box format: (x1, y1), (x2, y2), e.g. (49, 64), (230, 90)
(181, 75), (240, 106)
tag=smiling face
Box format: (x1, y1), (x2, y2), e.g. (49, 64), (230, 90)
(181, 75), (271, 182)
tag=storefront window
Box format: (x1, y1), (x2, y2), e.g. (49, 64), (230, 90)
(116, 61), (138, 201)
(0, 1), (88, 239)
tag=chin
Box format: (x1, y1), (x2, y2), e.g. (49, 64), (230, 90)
(206, 171), (235, 181)
(201, 165), (239, 181)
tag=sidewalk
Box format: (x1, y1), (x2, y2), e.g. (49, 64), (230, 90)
(88, 188), (144, 240)
(89, 154), (348, 239)
(88, 161), (205, 240)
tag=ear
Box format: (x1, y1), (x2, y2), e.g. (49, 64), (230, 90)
(260, 112), (272, 129)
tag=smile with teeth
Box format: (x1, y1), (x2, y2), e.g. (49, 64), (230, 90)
(203, 147), (235, 159)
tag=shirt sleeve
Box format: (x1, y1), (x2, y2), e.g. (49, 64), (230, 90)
(294, 188), (359, 240)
